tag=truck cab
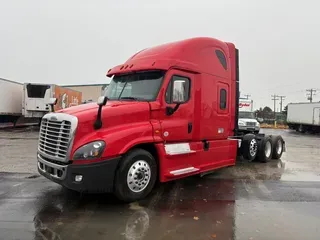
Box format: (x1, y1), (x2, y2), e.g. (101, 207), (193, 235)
(237, 100), (260, 134)
(238, 111), (260, 134)
(36, 37), (285, 202)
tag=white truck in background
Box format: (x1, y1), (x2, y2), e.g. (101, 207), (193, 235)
(238, 99), (260, 134)
(0, 78), (23, 126)
(287, 102), (320, 133)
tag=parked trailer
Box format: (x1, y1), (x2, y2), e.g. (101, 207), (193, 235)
(0, 78), (23, 125)
(287, 102), (320, 133)
(22, 83), (82, 119)
(36, 37), (286, 202)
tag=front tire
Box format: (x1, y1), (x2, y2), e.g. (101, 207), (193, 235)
(114, 148), (157, 202)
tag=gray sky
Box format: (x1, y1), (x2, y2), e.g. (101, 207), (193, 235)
(1, 0), (319, 109)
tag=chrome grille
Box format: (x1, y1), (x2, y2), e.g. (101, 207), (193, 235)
(246, 122), (256, 126)
(38, 118), (72, 160)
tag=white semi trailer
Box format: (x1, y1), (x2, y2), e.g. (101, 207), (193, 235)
(287, 102), (320, 133)
(0, 78), (23, 125)
(0, 79), (83, 127)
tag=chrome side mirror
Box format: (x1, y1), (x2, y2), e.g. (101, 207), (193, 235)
(172, 80), (187, 103)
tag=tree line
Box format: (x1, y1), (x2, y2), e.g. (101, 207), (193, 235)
(254, 105), (287, 124)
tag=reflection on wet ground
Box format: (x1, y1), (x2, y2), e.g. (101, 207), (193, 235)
(1, 129), (320, 239)
(1, 164), (320, 240)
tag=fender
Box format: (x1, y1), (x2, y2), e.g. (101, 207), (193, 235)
(70, 121), (159, 160)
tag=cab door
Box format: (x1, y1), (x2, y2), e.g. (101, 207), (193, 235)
(158, 70), (194, 142)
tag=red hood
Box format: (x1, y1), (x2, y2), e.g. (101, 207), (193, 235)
(57, 102), (99, 115)
(57, 100), (151, 130)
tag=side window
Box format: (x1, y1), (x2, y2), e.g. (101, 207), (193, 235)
(165, 80), (173, 103)
(220, 88), (227, 109)
(165, 75), (190, 104)
(215, 50), (227, 70)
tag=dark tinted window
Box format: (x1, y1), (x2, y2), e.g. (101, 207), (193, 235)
(215, 50), (227, 70)
(105, 70), (165, 101)
(220, 89), (227, 109)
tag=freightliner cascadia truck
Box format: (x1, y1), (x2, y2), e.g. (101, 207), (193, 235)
(36, 37), (286, 202)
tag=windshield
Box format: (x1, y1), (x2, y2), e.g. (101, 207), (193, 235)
(105, 70), (165, 101)
(239, 111), (255, 119)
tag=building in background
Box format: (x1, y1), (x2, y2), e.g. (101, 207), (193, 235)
(62, 84), (109, 104)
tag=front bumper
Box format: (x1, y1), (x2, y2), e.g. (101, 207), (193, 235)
(37, 154), (121, 193)
(238, 125), (260, 132)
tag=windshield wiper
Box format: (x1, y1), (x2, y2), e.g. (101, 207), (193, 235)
(119, 97), (141, 101)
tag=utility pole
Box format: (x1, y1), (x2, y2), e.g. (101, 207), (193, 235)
(243, 94), (251, 100)
(239, 92), (251, 100)
(306, 89), (316, 102)
(278, 95), (286, 112)
(271, 94), (279, 124)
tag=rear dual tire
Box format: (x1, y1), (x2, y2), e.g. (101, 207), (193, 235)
(256, 136), (273, 163)
(271, 135), (285, 160)
(240, 134), (258, 162)
(256, 135), (285, 163)
(241, 134), (284, 163)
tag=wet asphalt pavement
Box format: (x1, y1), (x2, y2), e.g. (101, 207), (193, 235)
(1, 128), (320, 240)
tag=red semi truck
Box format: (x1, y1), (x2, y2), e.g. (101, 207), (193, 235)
(36, 37), (285, 202)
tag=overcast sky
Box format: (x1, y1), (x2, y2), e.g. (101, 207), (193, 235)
(1, 0), (319, 109)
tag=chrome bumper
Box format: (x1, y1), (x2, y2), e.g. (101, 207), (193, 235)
(37, 154), (67, 180)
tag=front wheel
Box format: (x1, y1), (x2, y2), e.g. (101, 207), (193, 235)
(114, 148), (157, 202)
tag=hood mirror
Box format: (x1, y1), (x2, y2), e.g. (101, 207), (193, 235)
(48, 97), (58, 112)
(94, 96), (108, 130)
(97, 96), (108, 106)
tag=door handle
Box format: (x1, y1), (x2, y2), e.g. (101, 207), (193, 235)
(188, 122), (192, 133)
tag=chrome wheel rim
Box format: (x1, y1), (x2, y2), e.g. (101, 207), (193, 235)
(249, 139), (258, 157)
(276, 139), (282, 155)
(265, 141), (272, 158)
(127, 160), (151, 193)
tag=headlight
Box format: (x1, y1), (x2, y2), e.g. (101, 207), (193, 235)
(73, 141), (106, 160)
(238, 121), (245, 126)
(256, 122), (260, 127)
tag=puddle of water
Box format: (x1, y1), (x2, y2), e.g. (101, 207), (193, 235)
(281, 160), (320, 182)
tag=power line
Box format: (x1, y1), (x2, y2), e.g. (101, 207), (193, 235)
(306, 88), (316, 102)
